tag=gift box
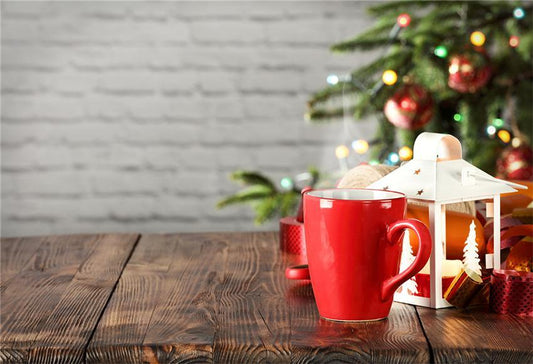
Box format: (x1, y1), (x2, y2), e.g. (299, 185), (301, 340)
(490, 269), (533, 316)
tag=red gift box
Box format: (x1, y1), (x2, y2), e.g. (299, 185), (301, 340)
(490, 269), (533, 316)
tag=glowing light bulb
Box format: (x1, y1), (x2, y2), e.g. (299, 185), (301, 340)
(470, 30), (486, 47)
(470, 31), (486, 47)
(399, 146), (413, 161)
(434, 45), (448, 58)
(397, 13), (411, 27)
(509, 36), (520, 48)
(492, 118), (504, 128)
(369, 159), (379, 166)
(388, 152), (400, 164)
(513, 7), (525, 19)
(280, 177), (294, 190)
(327, 74), (339, 85)
(352, 139), (369, 154)
(453, 113), (463, 122)
(512, 137), (521, 148)
(497, 129), (511, 143)
(486, 125), (497, 136)
(335, 145), (349, 159)
(382, 70), (398, 86)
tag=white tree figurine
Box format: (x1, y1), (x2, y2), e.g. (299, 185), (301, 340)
(399, 230), (418, 295)
(463, 220), (482, 276)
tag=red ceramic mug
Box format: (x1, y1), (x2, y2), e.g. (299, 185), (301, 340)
(286, 188), (432, 322)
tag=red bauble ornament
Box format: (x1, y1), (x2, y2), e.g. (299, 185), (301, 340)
(497, 144), (533, 180)
(448, 50), (491, 93)
(384, 84), (434, 130)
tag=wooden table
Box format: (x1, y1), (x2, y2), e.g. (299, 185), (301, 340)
(1, 232), (532, 363)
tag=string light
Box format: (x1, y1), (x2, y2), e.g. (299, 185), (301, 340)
(497, 129), (511, 143)
(335, 145), (350, 159)
(352, 139), (369, 154)
(512, 137), (522, 148)
(470, 31), (486, 47)
(434, 45), (448, 58)
(509, 36), (520, 48)
(513, 7), (525, 19)
(492, 118), (505, 128)
(397, 13), (411, 27)
(398, 146), (413, 161)
(280, 177), (294, 190)
(486, 125), (497, 136)
(388, 152), (400, 164)
(382, 70), (398, 86)
(369, 159), (379, 166)
(453, 113), (463, 122)
(326, 74), (339, 85)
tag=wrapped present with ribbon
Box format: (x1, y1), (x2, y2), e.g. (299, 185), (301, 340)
(490, 269), (533, 316)
(444, 268), (490, 308)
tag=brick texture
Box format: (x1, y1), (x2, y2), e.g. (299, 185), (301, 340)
(1, 1), (375, 237)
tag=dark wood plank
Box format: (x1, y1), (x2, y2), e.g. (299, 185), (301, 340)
(88, 232), (294, 363)
(0, 236), (47, 284)
(88, 231), (430, 363)
(88, 232), (230, 363)
(288, 289), (428, 363)
(1, 234), (104, 363)
(0, 234), (138, 364)
(86, 234), (181, 363)
(366, 303), (430, 363)
(212, 231), (291, 363)
(417, 305), (533, 363)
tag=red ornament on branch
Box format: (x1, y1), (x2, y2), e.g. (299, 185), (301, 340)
(384, 84), (434, 130)
(497, 144), (533, 180)
(448, 50), (492, 93)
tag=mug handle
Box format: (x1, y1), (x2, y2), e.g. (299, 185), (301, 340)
(285, 264), (311, 280)
(381, 219), (432, 301)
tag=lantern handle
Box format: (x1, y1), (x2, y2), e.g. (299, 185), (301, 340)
(462, 170), (527, 190)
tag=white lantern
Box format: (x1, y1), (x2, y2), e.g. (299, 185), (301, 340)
(368, 133), (527, 308)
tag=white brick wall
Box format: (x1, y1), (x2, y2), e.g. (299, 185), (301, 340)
(1, 1), (376, 237)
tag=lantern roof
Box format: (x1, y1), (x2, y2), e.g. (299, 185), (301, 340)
(368, 133), (526, 203)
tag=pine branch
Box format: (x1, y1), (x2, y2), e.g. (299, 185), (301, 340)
(253, 197), (279, 225)
(279, 192), (298, 218)
(306, 107), (349, 122)
(353, 92), (373, 119)
(350, 48), (412, 83)
(229, 170), (276, 190)
(216, 185), (275, 209)
(332, 37), (408, 53)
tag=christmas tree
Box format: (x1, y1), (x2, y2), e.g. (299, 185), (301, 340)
(398, 230), (418, 295)
(463, 220), (482, 276)
(218, 1), (533, 223)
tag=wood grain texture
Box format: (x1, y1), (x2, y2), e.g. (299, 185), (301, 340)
(289, 294), (429, 363)
(1, 236), (47, 285)
(4, 232), (533, 363)
(88, 232), (228, 363)
(417, 305), (533, 363)
(212, 231), (291, 363)
(0, 234), (139, 364)
(89, 232), (292, 363)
